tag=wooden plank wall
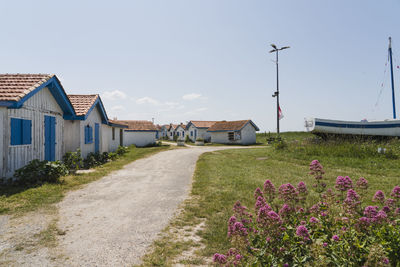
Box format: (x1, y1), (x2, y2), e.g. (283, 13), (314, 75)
(3, 87), (64, 177)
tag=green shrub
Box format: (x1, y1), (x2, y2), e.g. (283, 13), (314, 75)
(116, 146), (128, 156)
(273, 138), (287, 150)
(185, 135), (190, 143)
(108, 152), (118, 161)
(62, 149), (83, 173)
(83, 152), (101, 169)
(173, 134), (178, 141)
(14, 159), (68, 186)
(196, 137), (204, 142)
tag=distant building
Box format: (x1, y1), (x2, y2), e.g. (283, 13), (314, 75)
(186, 121), (218, 142)
(174, 123), (187, 141)
(116, 120), (157, 147)
(167, 124), (178, 140)
(207, 120), (259, 145)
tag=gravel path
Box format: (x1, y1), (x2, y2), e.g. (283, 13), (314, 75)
(56, 146), (236, 266)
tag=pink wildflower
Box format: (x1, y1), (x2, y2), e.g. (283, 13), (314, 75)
(255, 196), (266, 213)
(390, 185), (400, 199)
(373, 190), (385, 203)
(309, 160), (325, 180)
(356, 177), (368, 190)
(298, 181), (308, 195)
(296, 225), (310, 240)
(278, 183), (298, 203)
(254, 187), (264, 200)
(364, 206), (379, 218)
(279, 203), (293, 218)
(335, 176), (353, 192)
(263, 179), (276, 202)
(309, 217), (319, 224)
(332, 235), (340, 241)
(213, 253), (227, 264)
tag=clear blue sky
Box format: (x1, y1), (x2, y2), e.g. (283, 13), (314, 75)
(1, 0), (399, 131)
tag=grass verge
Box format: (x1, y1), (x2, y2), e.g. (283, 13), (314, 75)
(0, 145), (171, 216)
(141, 133), (400, 266)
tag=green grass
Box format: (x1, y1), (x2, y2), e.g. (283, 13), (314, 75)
(142, 132), (400, 265)
(0, 145), (171, 216)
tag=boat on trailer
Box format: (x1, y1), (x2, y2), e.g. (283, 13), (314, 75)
(305, 37), (400, 137)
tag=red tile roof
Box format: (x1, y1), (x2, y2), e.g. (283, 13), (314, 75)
(189, 121), (218, 128)
(207, 120), (259, 131)
(68, 94), (98, 116)
(0, 74), (53, 101)
(176, 123), (186, 130)
(108, 119), (129, 128)
(116, 120), (157, 131)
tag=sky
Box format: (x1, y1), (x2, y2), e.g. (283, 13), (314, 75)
(1, 0), (400, 132)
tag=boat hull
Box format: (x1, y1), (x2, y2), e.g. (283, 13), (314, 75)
(304, 118), (400, 137)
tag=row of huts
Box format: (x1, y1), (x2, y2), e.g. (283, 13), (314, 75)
(0, 74), (158, 177)
(158, 120), (259, 145)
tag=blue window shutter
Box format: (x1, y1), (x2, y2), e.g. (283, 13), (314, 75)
(22, 119), (32, 144)
(11, 118), (22, 145)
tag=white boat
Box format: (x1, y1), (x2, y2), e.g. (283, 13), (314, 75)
(304, 118), (400, 137)
(305, 37), (400, 137)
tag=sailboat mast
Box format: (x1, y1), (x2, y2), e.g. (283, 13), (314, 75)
(389, 37), (396, 119)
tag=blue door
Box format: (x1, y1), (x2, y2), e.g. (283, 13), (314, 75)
(194, 129), (197, 140)
(45, 115), (56, 161)
(95, 123), (100, 153)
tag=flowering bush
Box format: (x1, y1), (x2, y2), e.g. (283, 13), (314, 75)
(214, 160), (400, 266)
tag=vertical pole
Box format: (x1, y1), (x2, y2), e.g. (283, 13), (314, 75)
(389, 37), (396, 119)
(276, 50), (280, 135)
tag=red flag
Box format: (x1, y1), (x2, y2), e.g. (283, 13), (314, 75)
(279, 106), (284, 120)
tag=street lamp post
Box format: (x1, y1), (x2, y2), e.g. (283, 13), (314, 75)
(269, 44), (290, 136)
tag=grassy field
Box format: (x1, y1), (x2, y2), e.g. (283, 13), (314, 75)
(0, 145), (171, 216)
(141, 132), (400, 266)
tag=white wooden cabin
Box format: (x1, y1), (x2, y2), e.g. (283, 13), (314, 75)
(207, 120), (259, 145)
(115, 120), (157, 147)
(175, 123), (187, 141)
(64, 95), (112, 158)
(160, 124), (169, 139)
(0, 74), (76, 178)
(186, 121), (217, 142)
(102, 120), (128, 152)
(167, 124), (178, 140)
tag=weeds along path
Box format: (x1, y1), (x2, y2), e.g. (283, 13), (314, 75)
(55, 146), (253, 266)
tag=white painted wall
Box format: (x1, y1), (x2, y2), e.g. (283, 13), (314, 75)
(168, 127), (175, 140)
(0, 107), (5, 177)
(175, 126), (186, 141)
(209, 123), (257, 145)
(187, 125), (211, 142)
(79, 107), (103, 158)
(124, 131), (156, 147)
(102, 125), (124, 152)
(3, 87), (65, 177)
(64, 120), (80, 153)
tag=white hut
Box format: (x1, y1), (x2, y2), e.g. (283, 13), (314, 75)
(0, 74), (75, 177)
(102, 120), (128, 152)
(186, 121), (217, 142)
(115, 120), (157, 147)
(64, 94), (111, 158)
(160, 124), (169, 139)
(167, 124), (178, 140)
(207, 120), (259, 145)
(175, 123), (187, 141)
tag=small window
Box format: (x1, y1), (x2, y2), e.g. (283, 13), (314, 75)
(177, 132), (180, 136)
(11, 118), (32, 145)
(228, 132), (235, 141)
(190, 131), (193, 136)
(85, 125), (93, 144)
(182, 132), (185, 137)
(112, 127), (115, 140)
